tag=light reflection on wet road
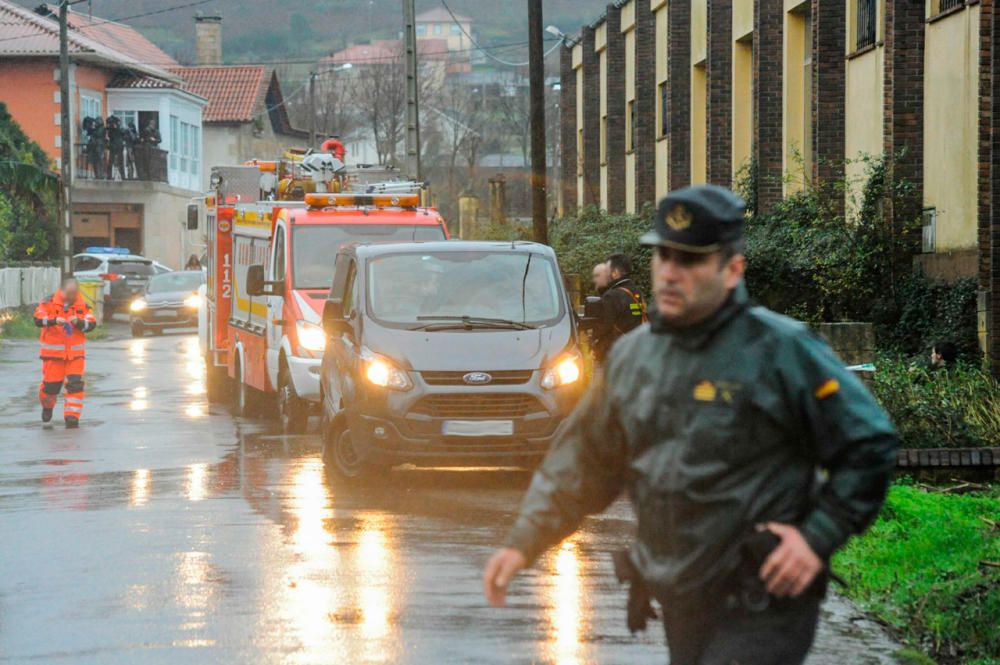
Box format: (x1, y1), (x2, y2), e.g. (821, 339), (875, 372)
(0, 331), (900, 664)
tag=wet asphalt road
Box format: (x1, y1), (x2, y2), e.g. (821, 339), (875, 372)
(0, 328), (902, 664)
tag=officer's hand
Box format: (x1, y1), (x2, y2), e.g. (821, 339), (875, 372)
(55, 317), (67, 325)
(758, 522), (822, 598)
(483, 547), (526, 607)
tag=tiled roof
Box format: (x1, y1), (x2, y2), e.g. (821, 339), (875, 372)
(169, 66), (265, 123)
(66, 11), (178, 68)
(322, 41), (399, 67)
(322, 38), (450, 67)
(107, 72), (178, 89)
(416, 7), (471, 23)
(0, 0), (175, 81)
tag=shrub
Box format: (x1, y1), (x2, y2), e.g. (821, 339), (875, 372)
(547, 205), (653, 298)
(742, 154), (979, 357)
(872, 354), (1000, 449)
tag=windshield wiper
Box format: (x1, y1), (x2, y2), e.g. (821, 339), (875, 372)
(409, 315), (536, 331)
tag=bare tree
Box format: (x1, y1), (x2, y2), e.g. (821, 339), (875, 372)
(494, 72), (531, 165)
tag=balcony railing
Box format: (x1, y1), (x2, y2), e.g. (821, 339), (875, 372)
(74, 143), (168, 183)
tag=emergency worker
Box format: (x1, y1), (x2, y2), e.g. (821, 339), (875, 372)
(591, 252), (647, 362)
(483, 184), (899, 665)
(33, 277), (97, 428)
(592, 261), (610, 295)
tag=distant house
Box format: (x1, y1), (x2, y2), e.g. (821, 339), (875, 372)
(170, 65), (308, 188)
(0, 0), (207, 269)
(415, 7), (473, 69)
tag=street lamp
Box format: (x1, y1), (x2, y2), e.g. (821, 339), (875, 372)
(545, 25), (566, 41)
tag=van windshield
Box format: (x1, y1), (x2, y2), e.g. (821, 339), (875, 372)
(293, 224), (445, 289)
(367, 251), (564, 328)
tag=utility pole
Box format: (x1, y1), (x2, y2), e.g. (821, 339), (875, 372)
(308, 71), (317, 149)
(528, 0), (547, 244)
(58, 0), (73, 277)
(402, 0), (421, 181)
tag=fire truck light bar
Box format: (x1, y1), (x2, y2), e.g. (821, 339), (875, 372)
(304, 193), (419, 209)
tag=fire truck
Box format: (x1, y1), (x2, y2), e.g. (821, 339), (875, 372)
(198, 154), (450, 432)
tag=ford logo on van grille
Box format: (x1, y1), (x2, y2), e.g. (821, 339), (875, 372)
(463, 372), (493, 385)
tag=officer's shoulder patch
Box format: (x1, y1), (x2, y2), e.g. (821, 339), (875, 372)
(815, 378), (840, 400)
(693, 380), (717, 402)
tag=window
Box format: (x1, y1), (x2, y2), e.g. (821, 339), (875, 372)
(170, 115), (179, 170)
(658, 81), (669, 137)
(803, 10), (813, 179)
(938, 0), (964, 12)
(450, 24), (461, 35)
(80, 92), (101, 123)
(273, 227), (286, 279)
(600, 114), (608, 165)
(112, 110), (137, 131)
(179, 122), (189, 173)
(576, 128), (584, 176)
(342, 261), (356, 317)
(73, 256), (102, 272)
(856, 0), (877, 50)
(627, 100), (636, 153)
(416, 24), (426, 35)
(433, 23), (442, 35)
(190, 125), (199, 175)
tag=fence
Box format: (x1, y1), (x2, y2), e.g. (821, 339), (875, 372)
(0, 265), (60, 310)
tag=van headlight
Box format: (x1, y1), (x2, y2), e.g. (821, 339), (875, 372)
(362, 347), (412, 391)
(130, 298), (147, 312)
(184, 293), (201, 309)
(541, 355), (582, 390)
(296, 321), (326, 353)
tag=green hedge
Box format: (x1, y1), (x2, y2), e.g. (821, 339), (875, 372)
(871, 354), (1000, 449)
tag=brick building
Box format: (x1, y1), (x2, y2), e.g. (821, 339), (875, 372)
(559, 0), (1000, 372)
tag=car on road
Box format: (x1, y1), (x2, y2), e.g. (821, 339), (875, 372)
(129, 270), (205, 337)
(319, 241), (586, 478)
(73, 247), (172, 315)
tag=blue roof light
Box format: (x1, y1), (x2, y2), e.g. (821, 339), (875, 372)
(85, 246), (131, 255)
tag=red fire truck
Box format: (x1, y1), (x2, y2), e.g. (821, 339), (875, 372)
(198, 158), (449, 432)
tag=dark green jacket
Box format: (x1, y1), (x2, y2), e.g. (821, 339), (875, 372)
(507, 284), (898, 597)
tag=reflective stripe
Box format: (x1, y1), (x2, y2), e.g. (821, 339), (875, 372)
(40, 344), (63, 351)
(65, 397), (84, 403)
(71, 345), (86, 350)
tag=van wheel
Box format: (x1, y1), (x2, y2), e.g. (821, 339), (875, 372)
(233, 358), (253, 417)
(278, 364), (308, 434)
(323, 426), (386, 481)
(205, 355), (231, 404)
(130, 321), (144, 338)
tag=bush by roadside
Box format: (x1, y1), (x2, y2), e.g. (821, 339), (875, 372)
(0, 307), (107, 341)
(833, 482), (1000, 664)
(871, 354), (1000, 449)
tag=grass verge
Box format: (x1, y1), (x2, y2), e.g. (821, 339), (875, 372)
(833, 482), (1000, 664)
(1, 307), (108, 340)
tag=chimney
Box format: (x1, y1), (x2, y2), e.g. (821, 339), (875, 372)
(194, 13), (222, 66)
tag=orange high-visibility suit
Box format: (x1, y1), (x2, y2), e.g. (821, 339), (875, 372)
(34, 291), (97, 421)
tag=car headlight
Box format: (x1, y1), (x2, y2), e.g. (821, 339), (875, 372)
(296, 321), (326, 353)
(184, 293), (201, 309)
(541, 355), (582, 390)
(361, 347), (412, 391)
(130, 298), (147, 312)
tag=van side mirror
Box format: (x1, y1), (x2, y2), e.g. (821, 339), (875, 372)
(186, 203), (199, 231)
(246, 264), (266, 296)
(323, 298), (352, 336)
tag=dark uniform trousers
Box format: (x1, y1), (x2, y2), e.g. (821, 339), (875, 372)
(659, 586), (822, 665)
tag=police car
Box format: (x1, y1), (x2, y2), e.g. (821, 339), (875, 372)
(72, 247), (172, 315)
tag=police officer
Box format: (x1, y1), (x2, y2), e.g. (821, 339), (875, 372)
(591, 252), (647, 362)
(483, 184), (899, 665)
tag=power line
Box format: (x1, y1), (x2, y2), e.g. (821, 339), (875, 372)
(439, 0), (559, 67)
(0, 0), (217, 45)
